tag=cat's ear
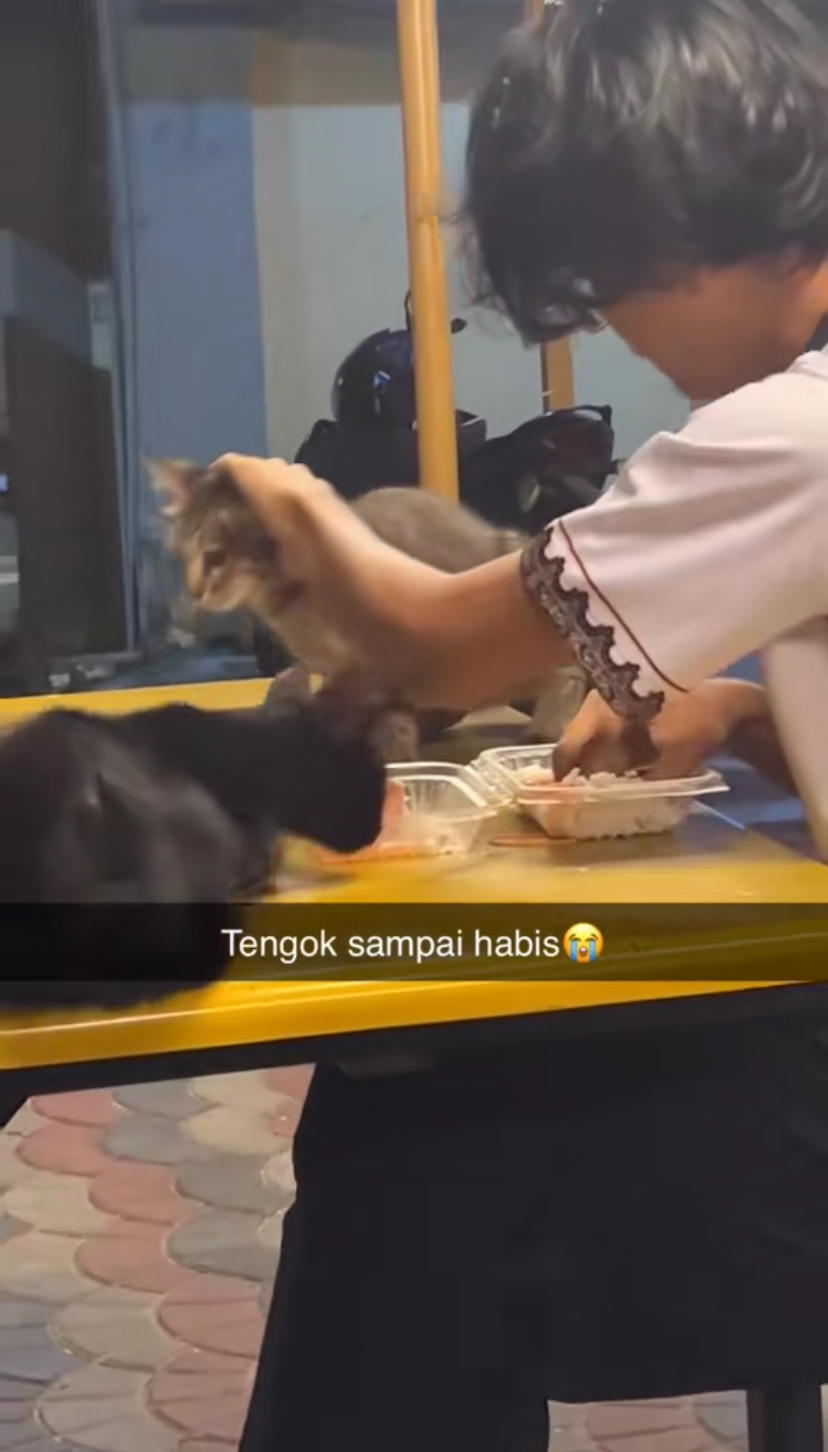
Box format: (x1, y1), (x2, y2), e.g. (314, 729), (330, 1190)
(145, 459), (200, 517)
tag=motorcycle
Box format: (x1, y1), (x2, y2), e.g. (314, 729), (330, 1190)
(252, 299), (621, 675)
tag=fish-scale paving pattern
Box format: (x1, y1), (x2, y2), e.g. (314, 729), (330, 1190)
(0, 1070), (773, 1451)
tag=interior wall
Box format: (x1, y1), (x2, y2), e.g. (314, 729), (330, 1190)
(118, 13), (268, 462)
(572, 331), (688, 460)
(253, 86), (542, 458)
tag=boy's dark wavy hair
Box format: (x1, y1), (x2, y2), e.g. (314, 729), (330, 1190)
(463, 0), (828, 342)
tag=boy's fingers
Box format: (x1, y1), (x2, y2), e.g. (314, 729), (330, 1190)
(554, 720), (656, 779)
(619, 721), (658, 771)
(212, 453), (280, 491)
(552, 729), (589, 779)
(211, 454), (311, 531)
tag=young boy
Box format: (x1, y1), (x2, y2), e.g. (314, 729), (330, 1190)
(231, 2), (828, 1447)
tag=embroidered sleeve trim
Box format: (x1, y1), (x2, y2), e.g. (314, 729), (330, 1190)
(520, 534), (665, 722)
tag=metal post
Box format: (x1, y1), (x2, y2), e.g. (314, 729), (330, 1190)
(396, 0), (459, 498)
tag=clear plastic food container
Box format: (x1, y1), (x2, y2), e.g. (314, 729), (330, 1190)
(377, 763), (499, 856)
(474, 745), (729, 841)
(324, 762), (500, 862)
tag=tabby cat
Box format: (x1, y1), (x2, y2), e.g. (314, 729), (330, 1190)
(150, 461), (586, 758)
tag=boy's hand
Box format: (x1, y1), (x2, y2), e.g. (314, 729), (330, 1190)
(554, 679), (768, 780)
(214, 455), (335, 532)
(212, 455), (343, 592)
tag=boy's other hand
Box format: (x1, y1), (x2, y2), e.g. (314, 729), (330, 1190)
(554, 679), (768, 781)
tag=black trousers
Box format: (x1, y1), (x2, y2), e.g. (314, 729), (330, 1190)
(241, 1007), (828, 1452)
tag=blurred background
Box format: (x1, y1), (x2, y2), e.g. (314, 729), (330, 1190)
(0, 0), (687, 695)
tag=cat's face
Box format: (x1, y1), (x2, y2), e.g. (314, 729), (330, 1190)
(149, 460), (297, 617)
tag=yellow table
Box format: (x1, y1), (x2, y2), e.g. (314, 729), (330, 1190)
(0, 681), (825, 1095)
(0, 677), (269, 725)
(4, 683), (822, 1452)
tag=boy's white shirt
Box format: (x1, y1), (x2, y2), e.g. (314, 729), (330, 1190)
(533, 345), (828, 855)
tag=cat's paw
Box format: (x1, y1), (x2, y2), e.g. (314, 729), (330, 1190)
(263, 665), (313, 712)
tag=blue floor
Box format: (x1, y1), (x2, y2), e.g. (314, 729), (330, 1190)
(713, 753), (816, 859)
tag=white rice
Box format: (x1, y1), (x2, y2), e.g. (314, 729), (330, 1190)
(514, 766), (686, 840)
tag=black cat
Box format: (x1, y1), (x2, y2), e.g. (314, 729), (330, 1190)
(0, 693), (385, 1011)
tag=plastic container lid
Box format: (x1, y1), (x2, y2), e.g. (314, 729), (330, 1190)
(475, 745), (728, 803)
(387, 760), (503, 805)
(364, 762), (499, 858)
(473, 745), (729, 841)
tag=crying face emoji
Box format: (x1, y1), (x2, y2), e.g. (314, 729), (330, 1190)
(563, 923), (604, 965)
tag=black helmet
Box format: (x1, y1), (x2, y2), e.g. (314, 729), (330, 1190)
(332, 294), (465, 429)
(332, 326), (416, 428)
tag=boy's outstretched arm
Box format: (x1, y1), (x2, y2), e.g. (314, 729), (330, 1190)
(215, 455), (573, 711)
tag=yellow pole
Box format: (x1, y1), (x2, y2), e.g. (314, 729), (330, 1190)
(396, 0), (459, 498)
(525, 0), (575, 412)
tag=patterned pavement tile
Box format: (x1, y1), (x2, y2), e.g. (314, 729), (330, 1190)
(167, 1209), (276, 1283)
(693, 1392), (746, 1449)
(263, 1065), (313, 1100)
(174, 1155), (287, 1217)
(192, 1072), (303, 1139)
(547, 1429), (593, 1452)
(76, 1222), (195, 1296)
(4, 1176), (112, 1238)
(0, 1325), (83, 1387)
(181, 1107), (290, 1159)
(261, 1151), (296, 1199)
(18, 1129), (109, 1180)
(0, 1232), (95, 1305)
(549, 1403), (585, 1433)
(0, 1079), (773, 1452)
(0, 1423), (62, 1451)
(53, 1287), (177, 1371)
(268, 1103), (301, 1138)
(0, 1219), (26, 1247)
(585, 1399), (721, 1452)
(179, 1440), (237, 1452)
(3, 1107), (49, 1140)
(112, 1083), (210, 1121)
(0, 1404), (33, 1437)
(158, 1278), (264, 1359)
(0, 1307), (50, 1335)
(0, 1373), (44, 1403)
(148, 1349), (254, 1443)
(262, 1066), (311, 1102)
(0, 1143), (36, 1193)
(101, 1118), (214, 1168)
(255, 1211), (284, 1255)
(39, 1363), (178, 1452)
(0, 1435), (89, 1452)
(89, 1162), (195, 1227)
(191, 1072), (286, 1115)
(30, 1095), (120, 1131)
